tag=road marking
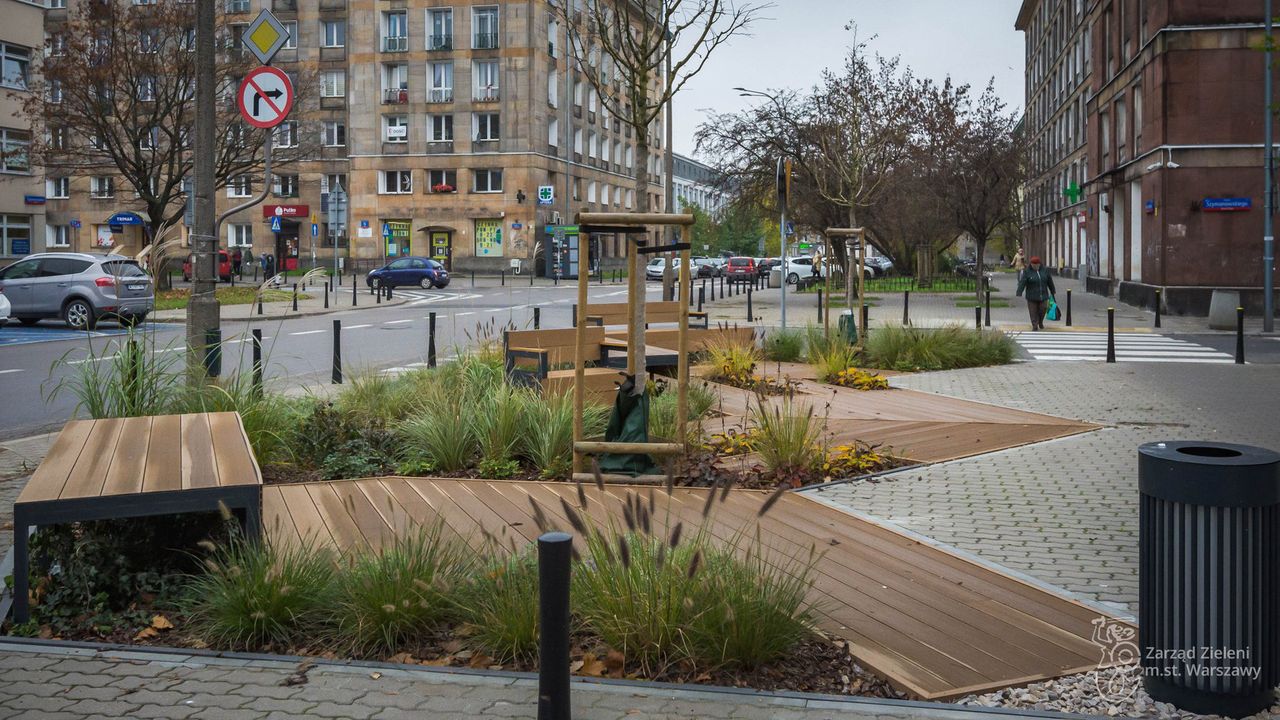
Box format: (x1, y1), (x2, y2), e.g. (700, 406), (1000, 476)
(456, 312), (475, 316)
(0, 368), (23, 375)
(289, 330), (326, 336)
(1010, 332), (1234, 363)
(346, 324), (372, 329)
(383, 319), (413, 325)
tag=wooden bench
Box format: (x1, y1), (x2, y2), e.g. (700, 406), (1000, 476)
(572, 300), (709, 329)
(605, 326), (756, 357)
(9, 412), (263, 623)
(544, 367), (625, 405)
(503, 327), (615, 384)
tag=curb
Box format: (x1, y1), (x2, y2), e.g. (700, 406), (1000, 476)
(150, 292), (414, 324)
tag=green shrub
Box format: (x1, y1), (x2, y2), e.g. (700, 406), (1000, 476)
(295, 401), (398, 473)
(320, 439), (391, 480)
(402, 392), (475, 473)
(751, 396), (824, 476)
(702, 335), (761, 386)
(808, 337), (861, 384)
(478, 458), (521, 479)
(47, 330), (180, 419)
(521, 393), (609, 479)
(395, 458), (437, 476)
(332, 521), (472, 655)
(185, 535), (336, 650)
(863, 324), (1015, 372)
(336, 371), (422, 426)
(170, 376), (302, 467)
(649, 381), (718, 443)
(469, 384), (530, 465)
(460, 550), (540, 663)
(762, 329), (805, 363)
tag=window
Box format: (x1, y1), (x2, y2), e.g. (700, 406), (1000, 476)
(625, 146), (634, 169)
(1115, 100), (1127, 160)
(548, 17), (559, 56)
(138, 76), (155, 102)
(383, 63), (408, 103)
(48, 0), (66, 7)
(429, 61), (453, 102)
(323, 121), (346, 147)
(272, 174), (298, 197)
(573, 128), (583, 154)
(322, 173), (347, 194)
(600, 183), (609, 207)
(428, 169), (457, 192)
(473, 6), (499, 49)
(587, 131), (596, 158)
(587, 180), (596, 203)
(548, 117), (558, 147)
(382, 11), (407, 52)
(227, 0), (249, 12)
(227, 223), (252, 247)
(429, 114), (453, 142)
(48, 224), (71, 248)
(1, 43), (30, 90)
(0, 215), (31, 256)
(321, 70), (345, 98)
(473, 60), (499, 100)
(474, 113), (499, 141)
(1133, 86), (1143, 150)
(274, 121), (298, 148)
(138, 127), (159, 150)
(573, 79), (583, 107)
(282, 21), (297, 50)
(47, 177), (69, 199)
(384, 115), (408, 142)
(548, 73), (558, 107)
(428, 8), (453, 50)
(322, 20), (345, 48)
(139, 28), (160, 53)
(474, 218), (502, 256)
(381, 170), (412, 194)
(1, 128), (29, 173)
(90, 176), (115, 198)
(47, 33), (67, 56)
(473, 169), (502, 193)
(47, 79), (62, 104)
(228, 175), (251, 198)
(588, 88), (597, 113)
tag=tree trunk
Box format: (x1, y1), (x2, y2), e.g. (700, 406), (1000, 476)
(628, 129), (651, 387)
(974, 236), (987, 302)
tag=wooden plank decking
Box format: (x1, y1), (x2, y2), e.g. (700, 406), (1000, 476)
(263, 477), (1125, 700)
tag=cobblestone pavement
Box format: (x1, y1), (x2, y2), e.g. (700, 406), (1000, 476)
(0, 643), (1084, 720)
(806, 361), (1280, 612)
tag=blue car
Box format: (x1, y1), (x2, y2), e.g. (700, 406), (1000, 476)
(366, 257), (450, 289)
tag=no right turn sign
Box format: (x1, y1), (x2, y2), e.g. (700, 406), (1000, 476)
(237, 66), (294, 129)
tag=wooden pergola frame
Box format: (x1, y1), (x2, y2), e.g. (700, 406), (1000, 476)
(570, 212), (697, 477)
(825, 227), (867, 343)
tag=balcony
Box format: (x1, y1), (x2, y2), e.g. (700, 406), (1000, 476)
(383, 88), (409, 104)
(428, 34), (452, 50)
(473, 87), (499, 102)
(382, 35), (408, 52)
(272, 0), (296, 10)
(427, 88), (452, 103)
(473, 33), (498, 50)
(226, 0), (249, 13)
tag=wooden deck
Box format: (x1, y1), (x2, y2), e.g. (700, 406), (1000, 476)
(263, 477), (1125, 700)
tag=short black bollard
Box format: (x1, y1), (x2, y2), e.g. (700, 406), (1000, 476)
(323, 283), (329, 309)
(1138, 441), (1280, 717)
(1154, 288), (1162, 329)
(1065, 289), (1073, 326)
(251, 328), (263, 398)
(204, 328), (221, 377)
(292, 284), (298, 312)
(257, 295), (263, 315)
(428, 312), (437, 368)
(230, 272), (235, 288)
(747, 286), (753, 321)
(253, 265), (259, 282)
(861, 304), (869, 337)
(538, 532), (573, 720)
(984, 290), (992, 327)
(332, 320), (342, 384)
(352, 275), (357, 306)
(903, 290), (910, 326)
(974, 305), (982, 330)
(817, 288), (824, 323)
(533, 306), (541, 330)
(471, 270), (476, 288)
(1106, 307), (1116, 363)
(386, 284), (393, 300)
(697, 286), (704, 312)
(376, 284), (382, 304)
(1236, 306), (1245, 364)
(501, 270), (506, 287)
(719, 276), (724, 300)
(688, 278), (694, 306)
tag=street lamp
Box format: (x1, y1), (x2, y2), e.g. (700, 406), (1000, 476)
(736, 87), (789, 328)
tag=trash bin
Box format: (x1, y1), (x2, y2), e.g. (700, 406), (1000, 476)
(769, 268), (782, 289)
(1138, 441), (1280, 717)
(837, 309), (858, 345)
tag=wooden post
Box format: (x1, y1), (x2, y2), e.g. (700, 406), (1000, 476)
(676, 245), (691, 445)
(572, 235), (591, 475)
(856, 230), (865, 346)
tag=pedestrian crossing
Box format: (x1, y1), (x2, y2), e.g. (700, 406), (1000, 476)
(1009, 332), (1236, 363)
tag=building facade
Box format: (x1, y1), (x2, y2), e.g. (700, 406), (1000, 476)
(1019, 0), (1275, 314)
(672, 153), (726, 216)
(40, 0), (665, 276)
(0, 0), (47, 264)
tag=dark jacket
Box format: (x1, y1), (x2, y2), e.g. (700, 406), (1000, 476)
(1017, 267), (1056, 302)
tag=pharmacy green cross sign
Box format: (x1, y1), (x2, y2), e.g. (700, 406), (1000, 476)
(1063, 182), (1082, 203)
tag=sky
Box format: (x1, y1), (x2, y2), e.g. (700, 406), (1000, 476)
(672, 0), (1026, 158)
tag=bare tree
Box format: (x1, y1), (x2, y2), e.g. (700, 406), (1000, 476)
(554, 0), (763, 379)
(19, 0), (314, 286)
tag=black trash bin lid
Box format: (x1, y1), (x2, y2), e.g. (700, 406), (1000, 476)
(1139, 441), (1280, 507)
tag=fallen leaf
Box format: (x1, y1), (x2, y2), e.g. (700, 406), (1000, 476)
(421, 657), (453, 667)
(569, 660), (585, 673)
(369, 672), (382, 680)
(189, 638), (209, 650)
(387, 652), (415, 665)
(133, 627), (158, 641)
(441, 639), (465, 654)
(694, 672), (712, 682)
(37, 626), (52, 639)
(468, 652), (492, 669)
(150, 615), (174, 631)
(604, 649), (625, 678)
(578, 653), (605, 677)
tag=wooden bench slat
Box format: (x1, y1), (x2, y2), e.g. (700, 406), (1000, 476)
(209, 411), (263, 487)
(276, 483), (337, 549)
(102, 416), (153, 496)
(59, 417), (127, 501)
(182, 413), (219, 490)
(17, 420), (95, 503)
(307, 482), (368, 554)
(142, 415), (183, 494)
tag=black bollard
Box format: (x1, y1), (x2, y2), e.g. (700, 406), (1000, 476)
(471, 270), (476, 288)
(251, 328), (263, 399)
(332, 320), (342, 384)
(292, 284), (298, 312)
(204, 329), (221, 377)
(697, 286), (704, 312)
(1154, 288), (1162, 329)
(386, 284), (393, 300)
(903, 290), (910, 326)
(688, 278), (694, 306)
(1236, 306), (1245, 364)
(428, 312), (437, 368)
(817, 288), (824, 323)
(1106, 307), (1116, 363)
(861, 304), (869, 337)
(324, 283), (329, 309)
(257, 295), (263, 315)
(352, 275), (357, 307)
(533, 306), (541, 330)
(719, 276), (724, 300)
(501, 270), (506, 287)
(984, 289), (992, 327)
(531, 268), (535, 286)
(376, 284), (382, 304)
(747, 286), (753, 322)
(975, 305), (982, 330)
(253, 265), (259, 282)
(230, 272), (235, 288)
(537, 532), (572, 720)
(1066, 289), (1073, 326)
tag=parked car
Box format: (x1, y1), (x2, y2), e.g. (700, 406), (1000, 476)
(366, 257), (451, 289)
(724, 256), (757, 282)
(784, 256), (822, 284)
(755, 257), (782, 279)
(0, 253), (154, 330)
(865, 255), (894, 277)
(0, 290), (9, 326)
(692, 257), (719, 278)
(182, 251), (233, 283)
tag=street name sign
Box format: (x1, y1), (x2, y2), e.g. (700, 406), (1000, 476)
(244, 9), (291, 65)
(237, 67), (294, 129)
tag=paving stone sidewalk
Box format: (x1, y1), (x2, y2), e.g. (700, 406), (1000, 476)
(806, 361), (1280, 612)
(0, 643), (1085, 720)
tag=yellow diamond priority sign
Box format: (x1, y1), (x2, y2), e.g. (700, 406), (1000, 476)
(245, 9), (290, 65)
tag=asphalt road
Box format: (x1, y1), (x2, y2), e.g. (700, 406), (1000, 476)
(0, 281), (662, 440)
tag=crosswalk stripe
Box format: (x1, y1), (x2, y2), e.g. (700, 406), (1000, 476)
(1010, 332), (1235, 363)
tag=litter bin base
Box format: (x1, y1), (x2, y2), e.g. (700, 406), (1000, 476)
(1143, 675), (1275, 718)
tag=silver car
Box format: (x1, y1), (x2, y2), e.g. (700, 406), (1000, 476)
(0, 253), (154, 330)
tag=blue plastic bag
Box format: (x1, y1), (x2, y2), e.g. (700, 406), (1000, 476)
(1046, 297), (1061, 321)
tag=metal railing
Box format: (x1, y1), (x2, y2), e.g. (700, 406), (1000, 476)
(427, 88), (452, 103)
(381, 36), (408, 52)
(473, 87), (499, 101)
(428, 34), (452, 50)
(383, 88), (408, 104)
(473, 32), (498, 49)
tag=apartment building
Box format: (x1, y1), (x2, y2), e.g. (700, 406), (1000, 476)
(672, 153), (727, 216)
(41, 0), (665, 276)
(0, 0), (46, 264)
(1015, 0), (1091, 279)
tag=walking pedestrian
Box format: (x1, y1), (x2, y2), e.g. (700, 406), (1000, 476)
(1016, 256), (1056, 331)
(1011, 246), (1025, 274)
(231, 248), (243, 277)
